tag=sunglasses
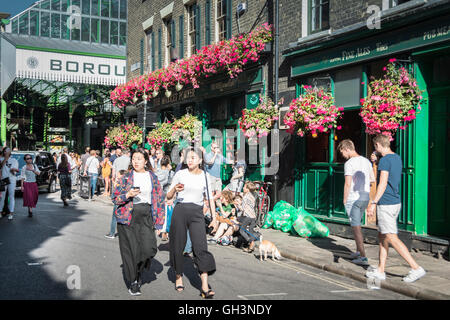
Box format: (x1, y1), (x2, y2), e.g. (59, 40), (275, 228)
(25, 158), (32, 160)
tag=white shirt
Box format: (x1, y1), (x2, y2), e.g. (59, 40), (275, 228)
(169, 169), (214, 207)
(132, 171), (153, 205)
(85, 156), (100, 174)
(0, 157), (19, 181)
(20, 165), (41, 183)
(344, 156), (375, 201)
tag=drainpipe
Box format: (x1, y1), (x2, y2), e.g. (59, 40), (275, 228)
(1, 99), (6, 146)
(272, 0), (280, 207)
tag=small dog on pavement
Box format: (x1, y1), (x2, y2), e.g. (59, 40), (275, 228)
(258, 236), (282, 261)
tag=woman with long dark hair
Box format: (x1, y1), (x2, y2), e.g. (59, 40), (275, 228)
(20, 154), (40, 217)
(112, 148), (165, 296)
(166, 148), (217, 298)
(57, 154), (72, 207)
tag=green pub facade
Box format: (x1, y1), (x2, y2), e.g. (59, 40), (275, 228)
(283, 0), (450, 240)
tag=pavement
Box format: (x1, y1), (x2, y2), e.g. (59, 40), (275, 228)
(93, 194), (450, 300)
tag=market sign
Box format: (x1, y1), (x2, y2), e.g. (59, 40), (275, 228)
(15, 49), (126, 86)
(291, 14), (450, 77)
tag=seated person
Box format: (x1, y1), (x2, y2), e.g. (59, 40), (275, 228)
(208, 190), (236, 244)
(238, 181), (259, 253)
(233, 195), (243, 217)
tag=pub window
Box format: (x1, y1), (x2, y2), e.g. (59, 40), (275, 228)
(334, 110), (364, 163)
(145, 28), (154, 72)
(309, 0), (329, 34)
(179, 15), (184, 59)
(366, 58), (390, 83)
(216, 0), (227, 41)
(164, 18), (174, 66)
(306, 133), (329, 163)
(333, 66), (362, 109)
(188, 4), (198, 56)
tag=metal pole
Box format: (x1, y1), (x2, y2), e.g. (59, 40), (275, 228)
(142, 99), (147, 148)
(272, 0), (280, 206)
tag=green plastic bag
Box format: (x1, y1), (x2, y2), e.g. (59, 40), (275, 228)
(270, 201), (297, 233)
(292, 207), (329, 238)
(262, 211), (274, 229)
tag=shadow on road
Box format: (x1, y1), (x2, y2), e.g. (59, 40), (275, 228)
(0, 189), (89, 299)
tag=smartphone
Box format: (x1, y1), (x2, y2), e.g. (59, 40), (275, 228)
(132, 186), (140, 190)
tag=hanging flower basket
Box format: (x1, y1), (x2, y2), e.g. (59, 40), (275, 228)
(171, 114), (202, 145)
(238, 95), (282, 139)
(283, 86), (344, 137)
(360, 58), (424, 139)
(104, 123), (143, 149)
(146, 122), (174, 149)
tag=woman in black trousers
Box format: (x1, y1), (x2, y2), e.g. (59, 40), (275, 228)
(166, 148), (217, 298)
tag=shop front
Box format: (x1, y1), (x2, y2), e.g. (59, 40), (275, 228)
(147, 65), (267, 183)
(284, 5), (450, 239)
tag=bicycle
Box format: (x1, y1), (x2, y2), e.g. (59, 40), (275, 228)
(253, 180), (272, 228)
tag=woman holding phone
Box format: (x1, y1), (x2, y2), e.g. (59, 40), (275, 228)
(112, 148), (165, 296)
(166, 148), (217, 299)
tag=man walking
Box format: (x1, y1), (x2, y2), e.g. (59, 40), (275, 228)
(338, 139), (375, 266)
(112, 148), (130, 181)
(81, 147), (91, 173)
(366, 134), (426, 283)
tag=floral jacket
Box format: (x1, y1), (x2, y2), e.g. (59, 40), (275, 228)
(113, 170), (165, 230)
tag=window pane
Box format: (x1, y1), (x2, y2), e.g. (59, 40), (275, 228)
(110, 20), (118, 44)
(41, 0), (51, 10)
(61, 14), (71, 39)
(101, 0), (110, 17)
(30, 11), (39, 36)
(334, 66), (362, 108)
(119, 0), (127, 19)
(19, 13), (29, 35)
(40, 12), (50, 37)
(72, 26), (81, 40)
(71, 0), (81, 8)
(61, 0), (68, 12)
(51, 13), (61, 38)
(12, 19), (18, 34)
(334, 110), (363, 163)
(119, 21), (126, 45)
(111, 0), (119, 18)
(82, 0), (90, 14)
(101, 19), (109, 43)
(306, 133), (329, 163)
(322, 1), (330, 30)
(91, 18), (99, 42)
(51, 0), (61, 11)
(81, 17), (90, 41)
(92, 0), (99, 15)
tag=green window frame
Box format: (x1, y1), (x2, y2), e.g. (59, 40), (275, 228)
(51, 0), (61, 11)
(110, 20), (119, 45)
(308, 0), (330, 35)
(19, 12), (29, 35)
(100, 19), (109, 44)
(91, 0), (100, 16)
(119, 21), (126, 45)
(81, 17), (91, 41)
(81, 0), (91, 15)
(110, 0), (119, 19)
(205, 0), (211, 45)
(40, 11), (51, 37)
(51, 13), (61, 38)
(158, 28), (162, 69)
(179, 15), (184, 59)
(101, 0), (110, 18)
(30, 11), (39, 36)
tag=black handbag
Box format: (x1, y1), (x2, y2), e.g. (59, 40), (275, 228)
(0, 177), (10, 187)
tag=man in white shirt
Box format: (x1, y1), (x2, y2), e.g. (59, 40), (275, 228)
(338, 139), (375, 266)
(112, 149), (130, 181)
(83, 150), (100, 200)
(57, 147), (75, 170)
(0, 148), (20, 220)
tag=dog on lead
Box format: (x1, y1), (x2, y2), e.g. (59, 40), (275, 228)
(258, 236), (282, 261)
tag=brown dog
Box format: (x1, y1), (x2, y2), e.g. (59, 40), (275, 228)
(258, 236), (282, 261)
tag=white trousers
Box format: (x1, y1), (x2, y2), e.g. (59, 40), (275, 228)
(0, 179), (16, 213)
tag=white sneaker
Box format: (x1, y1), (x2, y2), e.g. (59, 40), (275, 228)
(366, 268), (386, 281)
(403, 267), (426, 283)
(352, 256), (369, 266)
(349, 251), (361, 259)
(8, 214), (13, 221)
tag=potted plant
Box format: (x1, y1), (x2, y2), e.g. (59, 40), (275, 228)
(360, 58), (424, 139)
(146, 122), (174, 149)
(283, 85), (344, 137)
(238, 95), (282, 139)
(171, 114), (203, 145)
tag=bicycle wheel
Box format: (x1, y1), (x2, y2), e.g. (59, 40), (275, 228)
(257, 195), (270, 227)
